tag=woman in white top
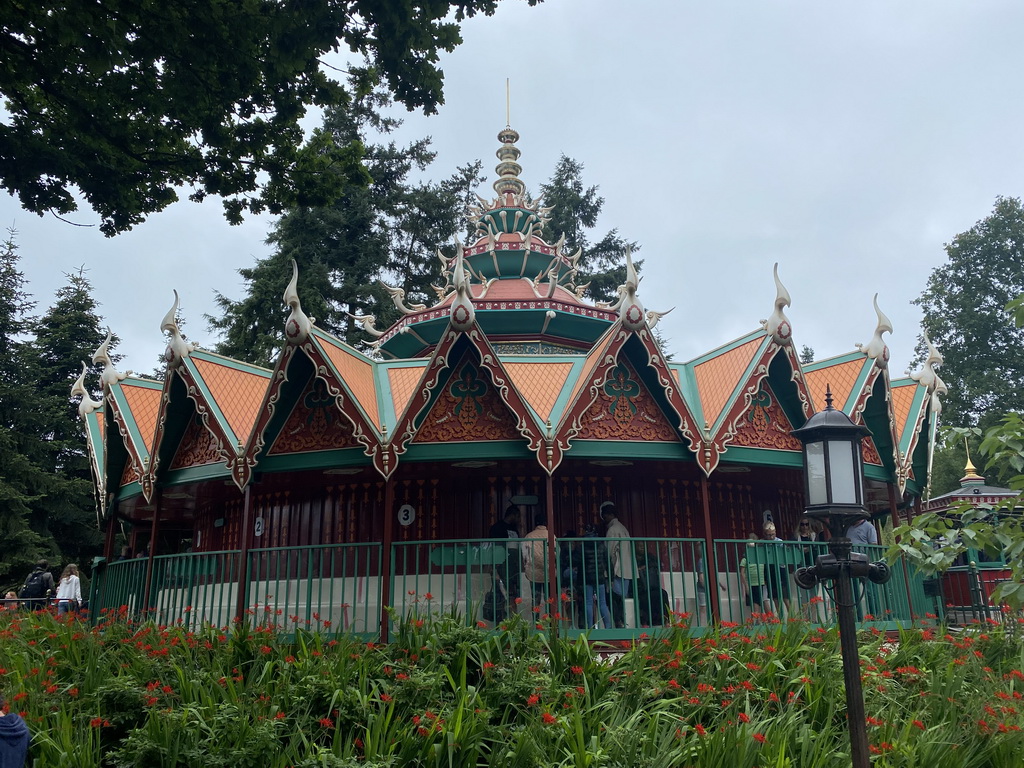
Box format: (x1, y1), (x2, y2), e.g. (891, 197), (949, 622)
(55, 563), (81, 615)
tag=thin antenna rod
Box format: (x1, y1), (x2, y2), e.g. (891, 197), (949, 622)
(506, 78), (510, 127)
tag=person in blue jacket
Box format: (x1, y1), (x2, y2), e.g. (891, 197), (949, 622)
(0, 689), (29, 767)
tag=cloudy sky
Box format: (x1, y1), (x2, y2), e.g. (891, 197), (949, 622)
(4, 0), (1021, 377)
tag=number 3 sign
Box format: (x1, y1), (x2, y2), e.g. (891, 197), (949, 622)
(397, 505), (416, 526)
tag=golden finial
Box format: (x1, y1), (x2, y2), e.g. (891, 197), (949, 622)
(962, 437), (983, 482)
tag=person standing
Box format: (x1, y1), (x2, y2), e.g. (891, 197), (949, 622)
(19, 561), (54, 611)
(847, 517), (880, 619)
(762, 522), (793, 617)
(488, 506), (521, 601)
(739, 534), (767, 616)
(0, 689), (30, 767)
(55, 564), (82, 616)
(795, 518), (825, 620)
(579, 524), (613, 629)
(601, 502), (634, 627)
(521, 514), (550, 609)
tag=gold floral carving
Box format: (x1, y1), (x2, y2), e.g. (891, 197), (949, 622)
(575, 360), (679, 442)
(731, 385), (803, 451)
(413, 361), (521, 443)
(862, 436), (883, 466)
(169, 414), (224, 469)
(270, 377), (358, 454)
(120, 461), (140, 486)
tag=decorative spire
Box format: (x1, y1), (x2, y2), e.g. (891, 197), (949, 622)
(760, 263), (792, 345)
(618, 247), (646, 330)
(160, 290), (197, 368)
(961, 437), (983, 483)
(92, 328), (128, 388)
(449, 249), (476, 331)
(70, 361), (102, 417)
(855, 294), (893, 368)
(493, 127), (525, 198)
(283, 259), (314, 344)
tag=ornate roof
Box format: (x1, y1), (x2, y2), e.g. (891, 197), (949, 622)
(72, 127), (945, 514)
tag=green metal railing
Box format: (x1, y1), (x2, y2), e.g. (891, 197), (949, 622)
(89, 537), (933, 639)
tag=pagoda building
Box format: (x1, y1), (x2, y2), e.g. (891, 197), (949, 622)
(74, 126), (944, 626)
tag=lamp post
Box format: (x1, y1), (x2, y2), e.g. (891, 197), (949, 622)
(791, 388), (891, 768)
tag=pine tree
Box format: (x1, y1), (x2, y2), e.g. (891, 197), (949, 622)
(0, 232), (51, 585)
(539, 156), (639, 304)
(29, 269), (107, 567)
(209, 79), (484, 365)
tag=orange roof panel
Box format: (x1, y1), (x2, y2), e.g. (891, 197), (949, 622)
(504, 362), (573, 422)
(804, 358), (865, 412)
(891, 384), (919, 438)
(693, 337), (764, 427)
(120, 382), (162, 452)
(566, 344), (606, 409)
(388, 365), (427, 421)
(191, 357), (269, 442)
(318, 338), (380, 429)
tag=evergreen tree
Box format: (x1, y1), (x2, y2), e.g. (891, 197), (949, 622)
(539, 156), (639, 304)
(0, 232), (51, 585)
(209, 81), (484, 365)
(28, 269), (107, 567)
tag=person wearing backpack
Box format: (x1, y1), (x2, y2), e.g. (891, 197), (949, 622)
(19, 561), (54, 611)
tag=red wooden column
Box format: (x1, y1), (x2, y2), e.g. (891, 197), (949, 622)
(235, 484), (254, 622)
(102, 510), (118, 560)
(379, 477), (395, 643)
(141, 494), (161, 615)
(700, 476), (720, 623)
(545, 473), (557, 610)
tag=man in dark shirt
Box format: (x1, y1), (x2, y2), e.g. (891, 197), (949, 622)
(489, 506), (521, 600)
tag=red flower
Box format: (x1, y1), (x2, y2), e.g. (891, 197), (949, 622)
(694, 724), (706, 737)
(739, 713), (750, 723)
(913, 719), (925, 730)
(542, 712), (557, 725)
(274, 711), (286, 720)
(570, 666), (583, 675)
(753, 733), (766, 744)
(526, 695), (540, 706)
(319, 717), (334, 728)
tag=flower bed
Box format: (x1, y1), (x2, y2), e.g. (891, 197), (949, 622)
(1, 608), (1022, 766)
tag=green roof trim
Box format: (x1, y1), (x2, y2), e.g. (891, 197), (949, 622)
(259, 447), (370, 473)
(567, 440), (693, 461)
(403, 441), (533, 463)
(719, 447), (803, 469)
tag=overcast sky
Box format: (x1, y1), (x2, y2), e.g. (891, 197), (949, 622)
(4, 0), (1022, 378)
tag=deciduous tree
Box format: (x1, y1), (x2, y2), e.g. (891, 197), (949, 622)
(913, 196), (1024, 429)
(0, 0), (539, 235)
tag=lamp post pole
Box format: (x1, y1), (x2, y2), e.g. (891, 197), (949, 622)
(826, 516), (870, 768)
(792, 388), (889, 768)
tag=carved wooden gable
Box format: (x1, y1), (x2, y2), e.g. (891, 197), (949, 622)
(575, 359), (679, 442)
(730, 381), (803, 452)
(862, 435), (883, 466)
(169, 412), (224, 470)
(269, 376), (359, 455)
(120, 461), (140, 487)
(413, 359), (521, 443)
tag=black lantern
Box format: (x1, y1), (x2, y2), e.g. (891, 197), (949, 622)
(790, 385), (888, 768)
(791, 388), (870, 520)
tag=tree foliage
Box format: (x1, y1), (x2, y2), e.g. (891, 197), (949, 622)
(0, 235), (108, 586)
(893, 417), (1024, 607)
(209, 85), (483, 365)
(0, 0), (539, 235)
(913, 196), (1024, 429)
(539, 156), (639, 304)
